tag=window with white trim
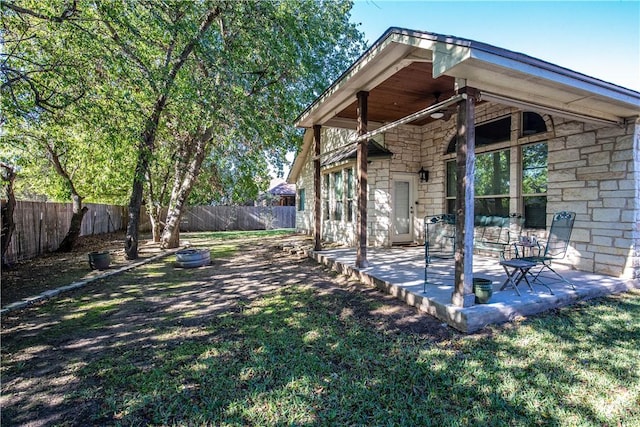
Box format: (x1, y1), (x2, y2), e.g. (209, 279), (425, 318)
(297, 188), (305, 211)
(322, 174), (330, 220)
(322, 166), (354, 222)
(346, 168), (354, 222)
(332, 171), (343, 221)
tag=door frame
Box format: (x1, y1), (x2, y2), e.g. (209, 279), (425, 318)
(391, 173), (417, 244)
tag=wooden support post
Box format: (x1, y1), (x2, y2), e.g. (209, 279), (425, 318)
(356, 91), (369, 268)
(313, 125), (322, 251)
(452, 88), (479, 307)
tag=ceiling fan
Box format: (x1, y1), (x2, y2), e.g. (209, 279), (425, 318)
(429, 92), (457, 121)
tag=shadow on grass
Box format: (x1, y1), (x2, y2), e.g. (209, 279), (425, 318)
(1, 235), (638, 426)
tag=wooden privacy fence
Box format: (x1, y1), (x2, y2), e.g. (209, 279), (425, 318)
(139, 206), (296, 232)
(180, 206), (295, 232)
(3, 202), (295, 262)
(3, 201), (126, 263)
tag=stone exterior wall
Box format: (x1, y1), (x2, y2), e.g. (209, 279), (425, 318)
(294, 142), (315, 234)
(293, 105), (640, 278)
(295, 125), (422, 247)
(546, 118), (639, 279)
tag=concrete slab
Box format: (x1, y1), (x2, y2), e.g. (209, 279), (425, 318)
(310, 247), (638, 332)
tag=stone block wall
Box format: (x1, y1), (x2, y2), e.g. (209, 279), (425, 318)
(548, 118), (639, 278)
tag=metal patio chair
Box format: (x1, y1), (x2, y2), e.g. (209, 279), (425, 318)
(424, 214), (456, 291)
(516, 211), (576, 290)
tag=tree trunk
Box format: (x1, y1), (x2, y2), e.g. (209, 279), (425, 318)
(57, 194), (88, 252)
(125, 90), (168, 259)
(125, 149), (150, 259)
(161, 127), (212, 248)
(148, 204), (163, 243)
(1, 162), (17, 266)
(44, 143), (88, 253)
(145, 153), (172, 243)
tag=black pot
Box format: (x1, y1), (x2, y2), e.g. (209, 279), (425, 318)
(88, 251), (110, 270)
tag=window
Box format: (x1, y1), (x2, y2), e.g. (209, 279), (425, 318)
(445, 113), (549, 227)
(447, 116), (512, 153)
(346, 168), (354, 222)
(446, 149), (510, 216)
(332, 171), (343, 220)
(323, 174), (330, 220)
(522, 112), (547, 136)
(322, 167), (354, 222)
(522, 142), (548, 228)
(297, 189), (305, 211)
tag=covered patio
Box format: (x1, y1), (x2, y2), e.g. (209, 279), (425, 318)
(289, 28), (639, 323)
(309, 247), (637, 332)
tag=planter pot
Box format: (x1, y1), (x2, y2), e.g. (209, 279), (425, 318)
(88, 251), (111, 270)
(176, 249), (210, 268)
(473, 278), (493, 304)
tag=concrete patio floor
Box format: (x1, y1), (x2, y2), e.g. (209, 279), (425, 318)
(309, 246), (638, 332)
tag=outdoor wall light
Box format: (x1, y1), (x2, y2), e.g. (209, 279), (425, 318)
(418, 167), (429, 182)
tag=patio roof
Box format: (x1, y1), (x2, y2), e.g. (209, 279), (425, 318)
(289, 27), (640, 185)
(295, 27), (640, 130)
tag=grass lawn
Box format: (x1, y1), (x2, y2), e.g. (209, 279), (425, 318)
(1, 230), (639, 426)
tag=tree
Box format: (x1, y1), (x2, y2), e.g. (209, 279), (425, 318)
(92, 2), (221, 258)
(156, 0), (365, 248)
(1, 161), (17, 266)
(1, 0), (136, 251)
(2, 0), (365, 256)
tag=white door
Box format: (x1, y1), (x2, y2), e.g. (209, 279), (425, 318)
(392, 178), (414, 243)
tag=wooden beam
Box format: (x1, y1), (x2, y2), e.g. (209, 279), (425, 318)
(313, 124), (322, 251)
(356, 91), (369, 268)
(452, 87), (479, 307)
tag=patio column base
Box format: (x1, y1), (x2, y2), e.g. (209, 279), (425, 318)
(451, 291), (475, 307)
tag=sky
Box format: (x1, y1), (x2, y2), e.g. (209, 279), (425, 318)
(349, 0), (640, 91)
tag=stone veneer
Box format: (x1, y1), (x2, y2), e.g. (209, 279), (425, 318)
(294, 104), (640, 279)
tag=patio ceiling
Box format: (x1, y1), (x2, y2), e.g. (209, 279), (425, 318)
(330, 62), (456, 127)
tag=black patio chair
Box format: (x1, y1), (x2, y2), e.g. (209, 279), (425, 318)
(516, 211), (576, 290)
(424, 214), (456, 291)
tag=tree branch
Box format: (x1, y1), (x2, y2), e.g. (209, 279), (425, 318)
(98, 14), (160, 94)
(162, 7), (221, 95)
(1, 0), (78, 22)
(43, 141), (81, 201)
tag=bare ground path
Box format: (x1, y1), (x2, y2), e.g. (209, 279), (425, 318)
(1, 233), (455, 426)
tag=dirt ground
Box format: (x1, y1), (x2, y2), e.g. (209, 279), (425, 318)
(1, 231), (162, 307)
(1, 232), (459, 426)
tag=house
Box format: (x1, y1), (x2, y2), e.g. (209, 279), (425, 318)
(287, 28), (639, 306)
(268, 181), (296, 207)
(258, 180), (297, 207)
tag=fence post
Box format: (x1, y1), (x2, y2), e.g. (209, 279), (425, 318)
(38, 211), (43, 255)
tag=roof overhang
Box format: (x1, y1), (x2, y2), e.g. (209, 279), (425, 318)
(295, 29), (445, 129)
(432, 38), (640, 124)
